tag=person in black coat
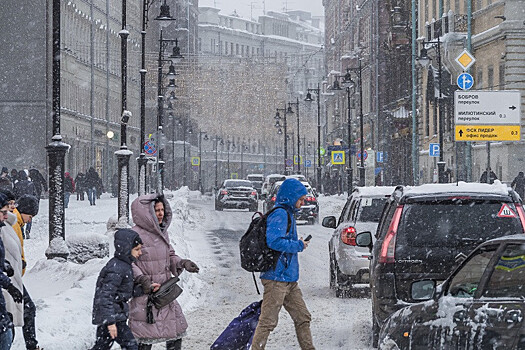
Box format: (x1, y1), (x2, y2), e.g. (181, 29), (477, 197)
(13, 170), (36, 200)
(85, 167), (101, 205)
(75, 172), (86, 201)
(480, 168), (498, 184)
(90, 228), (143, 350)
(512, 172), (525, 199)
(28, 168), (47, 199)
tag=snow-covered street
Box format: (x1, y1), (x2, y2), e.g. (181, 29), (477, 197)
(15, 190), (373, 349)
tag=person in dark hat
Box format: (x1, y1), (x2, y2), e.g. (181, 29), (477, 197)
(90, 229), (143, 350)
(13, 194), (41, 350)
(0, 168), (12, 192)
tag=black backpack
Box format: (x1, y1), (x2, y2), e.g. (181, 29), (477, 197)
(239, 207), (291, 273)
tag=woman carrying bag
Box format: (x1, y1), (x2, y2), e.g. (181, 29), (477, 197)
(129, 194), (199, 350)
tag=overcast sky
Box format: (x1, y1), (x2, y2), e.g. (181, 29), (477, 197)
(199, 0), (324, 20)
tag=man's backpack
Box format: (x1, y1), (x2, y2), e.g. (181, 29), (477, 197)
(239, 207), (291, 273)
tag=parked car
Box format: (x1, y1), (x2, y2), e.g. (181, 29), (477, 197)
(215, 179), (258, 211)
(359, 233), (525, 349)
(362, 181), (525, 346)
(264, 180), (319, 224)
(260, 174), (286, 199)
(322, 186), (396, 297)
(247, 174), (264, 194)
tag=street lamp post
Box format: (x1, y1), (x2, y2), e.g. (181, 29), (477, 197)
(214, 137), (223, 187)
(182, 117), (192, 187)
(240, 143), (246, 179)
(115, 0), (133, 225)
(275, 103), (290, 174)
(198, 131), (208, 193)
(305, 83), (322, 190)
(418, 35), (446, 183)
(288, 98), (301, 174)
(46, 0), (70, 259)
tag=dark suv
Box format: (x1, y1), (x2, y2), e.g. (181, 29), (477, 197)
(359, 182), (525, 346)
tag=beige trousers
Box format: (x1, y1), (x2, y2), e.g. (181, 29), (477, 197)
(251, 279), (315, 350)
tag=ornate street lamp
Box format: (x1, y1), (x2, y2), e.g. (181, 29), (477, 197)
(305, 83), (322, 190)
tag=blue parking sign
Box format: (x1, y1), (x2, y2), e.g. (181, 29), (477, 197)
(305, 160), (312, 168)
(429, 143), (440, 157)
(377, 151), (383, 163)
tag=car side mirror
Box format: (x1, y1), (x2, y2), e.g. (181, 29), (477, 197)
(355, 231), (373, 248)
(411, 280), (436, 301)
(322, 216), (337, 229)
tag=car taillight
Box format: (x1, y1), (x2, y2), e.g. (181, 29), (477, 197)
(271, 196), (276, 202)
(220, 190), (228, 195)
(341, 226), (357, 246)
(251, 191), (257, 196)
(379, 205), (403, 264)
(305, 196), (316, 202)
(516, 204), (525, 232)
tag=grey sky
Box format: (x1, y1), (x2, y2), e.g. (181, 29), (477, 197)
(199, 0), (324, 20)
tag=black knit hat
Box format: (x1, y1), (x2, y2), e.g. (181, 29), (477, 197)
(0, 189), (15, 202)
(16, 195), (39, 216)
(0, 193), (8, 208)
(133, 235), (143, 248)
(1, 167), (7, 174)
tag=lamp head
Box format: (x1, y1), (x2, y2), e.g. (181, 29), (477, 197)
(169, 39), (184, 62)
(167, 64), (179, 79)
(155, 2), (176, 28)
(286, 105), (294, 114)
(203, 133), (209, 140)
(274, 111), (281, 119)
(277, 128), (283, 135)
(121, 110), (132, 124)
(418, 47), (431, 68)
(304, 92), (314, 102)
(332, 79), (342, 90)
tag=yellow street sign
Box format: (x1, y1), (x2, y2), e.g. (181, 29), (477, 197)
(293, 155), (303, 165)
(455, 125), (520, 141)
(331, 151), (345, 164)
(455, 49), (476, 71)
(191, 157), (200, 166)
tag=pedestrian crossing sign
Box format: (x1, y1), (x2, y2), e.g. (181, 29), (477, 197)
(191, 157), (200, 166)
(332, 151), (345, 165)
(294, 155), (303, 165)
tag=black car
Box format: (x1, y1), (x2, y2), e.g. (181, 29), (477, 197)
(360, 182), (525, 346)
(247, 174), (264, 194)
(363, 234), (525, 349)
(215, 179), (258, 211)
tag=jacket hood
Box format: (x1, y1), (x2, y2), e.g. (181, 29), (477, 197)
(114, 228), (141, 264)
(275, 178), (307, 211)
(5, 211), (16, 226)
(131, 193), (173, 242)
(17, 171), (27, 181)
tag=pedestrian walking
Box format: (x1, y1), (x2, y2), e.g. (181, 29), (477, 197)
(511, 171), (525, 199)
(75, 172), (86, 201)
(85, 167), (101, 206)
(480, 167), (498, 184)
(89, 229), (143, 350)
(128, 194), (199, 350)
(11, 195), (41, 350)
(0, 193), (24, 350)
(251, 178), (315, 350)
(28, 169), (47, 200)
(9, 170), (18, 185)
(0, 169), (12, 192)
(64, 172), (75, 209)
(12, 171), (35, 200)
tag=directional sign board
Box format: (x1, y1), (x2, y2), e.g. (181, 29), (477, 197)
(455, 125), (521, 141)
(457, 73), (474, 90)
(455, 90), (521, 141)
(332, 151), (345, 165)
(455, 91), (521, 125)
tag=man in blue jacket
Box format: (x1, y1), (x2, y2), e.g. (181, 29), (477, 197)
(252, 178), (315, 350)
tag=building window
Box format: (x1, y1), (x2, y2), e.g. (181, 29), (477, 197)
(487, 65), (494, 90)
(476, 68), (483, 89)
(499, 62), (505, 90)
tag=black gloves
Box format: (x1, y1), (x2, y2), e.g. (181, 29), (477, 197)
(181, 259), (199, 273)
(6, 284), (23, 303)
(4, 260), (14, 277)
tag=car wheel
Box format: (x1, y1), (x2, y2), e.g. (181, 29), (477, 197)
(215, 202), (223, 211)
(334, 261), (350, 298)
(372, 314), (380, 348)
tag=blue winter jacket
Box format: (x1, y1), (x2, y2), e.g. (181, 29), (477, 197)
(261, 178), (308, 282)
(92, 228), (140, 325)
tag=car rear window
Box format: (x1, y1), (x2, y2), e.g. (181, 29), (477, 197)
(397, 200), (523, 247)
(356, 198), (388, 222)
(225, 180), (252, 188)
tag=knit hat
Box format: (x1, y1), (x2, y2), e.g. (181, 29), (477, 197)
(133, 235), (143, 248)
(16, 195), (39, 216)
(1, 167), (7, 174)
(0, 193), (8, 208)
(0, 189), (15, 202)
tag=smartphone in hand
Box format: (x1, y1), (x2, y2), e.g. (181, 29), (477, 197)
(304, 234), (312, 241)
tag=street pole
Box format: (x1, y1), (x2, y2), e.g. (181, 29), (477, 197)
(156, 29), (165, 194)
(284, 103), (289, 175)
(241, 143), (245, 179)
(183, 118), (187, 187)
(137, 0), (148, 196)
(46, 0), (69, 259)
(116, 0), (132, 224)
(227, 141), (231, 179)
(358, 60), (365, 186)
(411, 0), (419, 186)
(198, 131), (205, 193)
(291, 98), (301, 174)
(437, 36), (446, 183)
(346, 87), (353, 194)
(215, 137), (219, 187)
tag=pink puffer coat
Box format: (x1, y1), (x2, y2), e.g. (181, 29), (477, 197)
(128, 194), (188, 343)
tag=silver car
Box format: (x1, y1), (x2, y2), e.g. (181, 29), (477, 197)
(323, 186), (395, 297)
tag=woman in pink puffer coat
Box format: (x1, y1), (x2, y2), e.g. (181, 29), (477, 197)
(129, 194), (199, 350)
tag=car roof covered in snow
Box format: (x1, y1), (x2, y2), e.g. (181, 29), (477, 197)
(400, 180), (512, 197)
(265, 174), (286, 181)
(352, 186), (397, 197)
